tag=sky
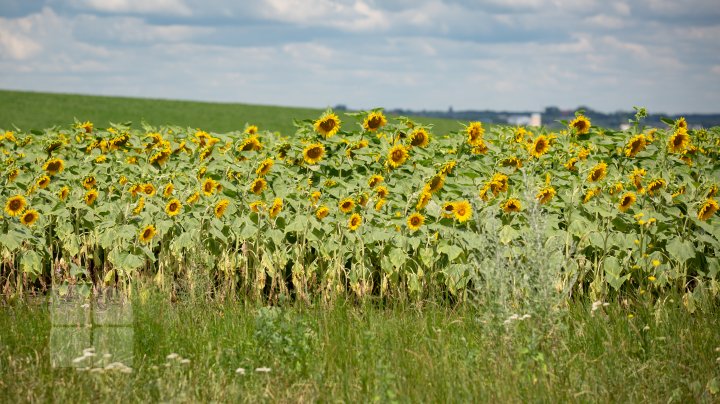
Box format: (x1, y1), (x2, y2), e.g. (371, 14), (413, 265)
(1, 0), (719, 114)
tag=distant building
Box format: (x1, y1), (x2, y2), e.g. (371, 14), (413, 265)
(507, 113), (542, 127)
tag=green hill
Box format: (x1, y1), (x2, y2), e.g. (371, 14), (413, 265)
(0, 89), (461, 135)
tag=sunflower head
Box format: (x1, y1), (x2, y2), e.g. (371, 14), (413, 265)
(303, 143), (325, 165)
(186, 192), (200, 205)
(238, 136), (262, 152)
(245, 125), (259, 136)
(529, 135), (550, 158)
(368, 174), (384, 188)
(425, 174), (445, 194)
(407, 212), (425, 231)
(316, 205), (330, 220)
(376, 186), (389, 199)
(625, 134), (647, 157)
(37, 175), (51, 189)
(466, 122), (485, 146)
(409, 128), (430, 147)
(387, 144), (409, 168)
(203, 178), (218, 196)
(139, 224), (156, 243)
(249, 177), (267, 195)
(668, 128), (690, 154)
(165, 199), (182, 217)
(583, 187), (601, 203)
(698, 198), (719, 221)
(314, 112), (341, 138)
(215, 199), (229, 218)
(618, 192), (636, 212)
(502, 198), (522, 213)
(564, 157), (578, 171)
(133, 197), (145, 215)
(5, 195), (26, 216)
(163, 183), (174, 198)
(569, 115), (591, 135)
(453, 200), (472, 222)
(269, 198), (283, 218)
(442, 202), (455, 218)
(363, 111), (387, 132)
(84, 189), (98, 206)
(249, 200), (265, 213)
(43, 158), (64, 175)
(58, 186), (70, 201)
(339, 197), (355, 213)
(20, 209), (39, 226)
(83, 176), (96, 189)
(536, 186), (556, 204)
(256, 158), (274, 176)
(587, 162), (608, 182)
(489, 173), (509, 195)
(348, 213), (363, 231)
(647, 178), (666, 196)
(143, 183), (156, 196)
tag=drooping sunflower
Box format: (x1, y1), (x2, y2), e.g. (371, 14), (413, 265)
(375, 198), (387, 211)
(442, 202), (455, 218)
(409, 128), (430, 147)
(608, 182), (623, 195)
(139, 224), (156, 243)
(84, 189), (98, 206)
(20, 208), (39, 226)
(569, 115), (591, 135)
(133, 197), (145, 215)
(269, 198), (283, 218)
(83, 175), (96, 190)
(502, 198), (522, 213)
(358, 193), (369, 207)
(707, 185), (718, 199)
(646, 178), (666, 196)
(439, 161), (457, 176)
(339, 197), (355, 213)
(667, 128), (689, 154)
(203, 178), (218, 196)
(387, 144), (409, 168)
(348, 213), (363, 231)
(587, 162), (608, 182)
(238, 136), (262, 152)
(466, 122), (485, 146)
(564, 157), (579, 171)
(7, 168), (19, 182)
(310, 190), (322, 206)
(471, 140), (489, 155)
(529, 135), (550, 158)
(424, 174), (445, 194)
(43, 158), (64, 175)
(376, 186), (389, 199)
(4, 195), (26, 216)
(363, 111), (387, 132)
(624, 134), (647, 157)
(618, 192), (636, 212)
(245, 125), (259, 136)
(215, 199), (229, 218)
(249, 178), (267, 195)
(249, 200), (265, 213)
(163, 183), (174, 198)
(313, 112), (341, 138)
(536, 186), (556, 204)
(368, 174), (384, 188)
(416, 190), (432, 211)
(629, 167), (646, 191)
(165, 199), (182, 217)
(489, 173), (509, 195)
(316, 205), (330, 220)
(583, 187), (602, 203)
(58, 186), (70, 201)
(303, 143), (325, 165)
(407, 212), (425, 231)
(37, 175), (51, 189)
(500, 156), (523, 169)
(453, 200), (472, 222)
(256, 158), (274, 176)
(186, 192), (200, 205)
(698, 199), (719, 221)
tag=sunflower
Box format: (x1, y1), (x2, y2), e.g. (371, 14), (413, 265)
(8, 168), (19, 182)
(139, 224), (156, 243)
(245, 125), (259, 135)
(83, 176), (96, 189)
(310, 191), (322, 206)
(466, 122), (485, 146)
(84, 189), (98, 206)
(368, 174), (384, 188)
(314, 112), (341, 138)
(564, 157), (578, 171)
(624, 134), (647, 157)
(143, 183), (156, 196)
(215, 199), (229, 218)
(409, 128), (430, 147)
(442, 202), (455, 218)
(489, 173), (509, 195)
(698, 199), (719, 221)
(583, 187), (601, 203)
(387, 144), (409, 168)
(58, 186), (70, 201)
(453, 200), (472, 222)
(249, 201), (265, 213)
(20, 209), (39, 226)
(667, 128), (689, 154)
(249, 178), (267, 195)
(376, 186), (389, 199)
(339, 197), (355, 213)
(646, 178), (666, 196)
(43, 158), (64, 175)
(707, 185), (718, 199)
(536, 186), (556, 204)
(528, 135), (550, 158)
(133, 197), (145, 215)
(238, 136), (262, 152)
(439, 161), (456, 176)
(471, 140), (489, 155)
(608, 182), (623, 196)
(165, 199), (182, 217)
(316, 205), (330, 220)
(357, 193), (369, 207)
(478, 184), (491, 201)
(500, 156), (522, 169)
(256, 158), (274, 176)
(618, 192), (636, 212)
(269, 198), (283, 218)
(363, 111), (387, 132)
(186, 192), (200, 205)
(502, 198), (522, 213)
(375, 198), (387, 211)
(629, 167), (646, 191)
(77, 121), (93, 133)
(407, 212), (425, 231)
(569, 115), (591, 135)
(149, 149), (170, 165)
(424, 174), (445, 194)
(587, 162), (607, 182)
(203, 178), (218, 196)
(413, 189), (431, 211)
(163, 183), (174, 198)
(348, 213), (363, 231)
(37, 175), (51, 189)
(676, 117), (687, 129)
(303, 143), (325, 165)
(4, 195), (26, 216)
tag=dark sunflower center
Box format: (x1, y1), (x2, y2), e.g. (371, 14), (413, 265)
(319, 119), (336, 132)
(392, 150), (404, 161)
(411, 217), (421, 226)
(9, 199), (22, 210)
(307, 147), (322, 159)
(143, 229), (152, 238)
(368, 117), (382, 129)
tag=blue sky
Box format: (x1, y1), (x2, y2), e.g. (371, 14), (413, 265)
(1, 0), (719, 113)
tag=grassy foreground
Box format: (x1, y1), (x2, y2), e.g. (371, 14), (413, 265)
(0, 89), (459, 135)
(1, 291), (719, 402)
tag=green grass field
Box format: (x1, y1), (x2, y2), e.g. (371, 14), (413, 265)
(0, 89), (461, 135)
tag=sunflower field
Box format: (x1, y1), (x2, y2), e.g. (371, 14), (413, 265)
(1, 110), (719, 305)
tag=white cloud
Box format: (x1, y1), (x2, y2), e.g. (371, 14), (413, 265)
(71, 0), (192, 16)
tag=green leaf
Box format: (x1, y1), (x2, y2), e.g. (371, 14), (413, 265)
(438, 243), (463, 262)
(21, 250), (43, 278)
(389, 247), (407, 268)
(666, 237), (695, 263)
(499, 225), (519, 245)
